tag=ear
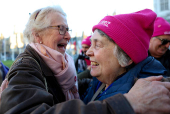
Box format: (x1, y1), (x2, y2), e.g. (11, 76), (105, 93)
(33, 32), (42, 43)
(120, 59), (133, 67)
(127, 59), (133, 66)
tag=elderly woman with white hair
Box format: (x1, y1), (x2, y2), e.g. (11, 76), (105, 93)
(82, 9), (168, 104)
(0, 5), (80, 113)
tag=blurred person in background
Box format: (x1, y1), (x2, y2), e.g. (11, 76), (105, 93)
(81, 9), (168, 104)
(76, 36), (92, 96)
(149, 17), (170, 76)
(1, 6), (170, 114)
(0, 61), (9, 84)
(75, 36), (91, 74)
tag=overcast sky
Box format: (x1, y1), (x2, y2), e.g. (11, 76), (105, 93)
(0, 0), (154, 37)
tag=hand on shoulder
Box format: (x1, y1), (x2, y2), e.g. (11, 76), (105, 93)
(124, 76), (170, 114)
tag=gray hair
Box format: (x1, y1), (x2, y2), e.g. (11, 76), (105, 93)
(97, 29), (132, 67)
(23, 5), (66, 43)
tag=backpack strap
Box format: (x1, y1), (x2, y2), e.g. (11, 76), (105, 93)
(90, 83), (106, 101)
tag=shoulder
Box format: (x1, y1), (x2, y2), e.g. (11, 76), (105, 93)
(13, 56), (40, 70)
(7, 55), (42, 81)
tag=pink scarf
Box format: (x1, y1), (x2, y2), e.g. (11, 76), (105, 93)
(29, 43), (79, 100)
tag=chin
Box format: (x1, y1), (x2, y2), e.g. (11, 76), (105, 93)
(90, 71), (99, 78)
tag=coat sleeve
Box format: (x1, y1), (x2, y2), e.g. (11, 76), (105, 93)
(0, 57), (135, 114)
(31, 94), (135, 114)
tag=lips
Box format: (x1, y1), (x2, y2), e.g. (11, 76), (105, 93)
(57, 43), (67, 49)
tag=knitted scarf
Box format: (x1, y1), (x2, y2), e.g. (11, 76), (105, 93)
(29, 43), (79, 100)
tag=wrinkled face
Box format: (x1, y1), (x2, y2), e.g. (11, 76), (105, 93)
(38, 12), (71, 55)
(86, 30), (125, 85)
(149, 35), (170, 58)
(81, 44), (90, 55)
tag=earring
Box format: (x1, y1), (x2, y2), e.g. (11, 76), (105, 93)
(40, 41), (42, 44)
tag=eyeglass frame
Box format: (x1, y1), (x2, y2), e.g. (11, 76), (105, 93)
(47, 25), (72, 35)
(155, 37), (170, 45)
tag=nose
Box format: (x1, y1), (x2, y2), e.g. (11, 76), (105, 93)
(86, 46), (93, 57)
(64, 31), (71, 41)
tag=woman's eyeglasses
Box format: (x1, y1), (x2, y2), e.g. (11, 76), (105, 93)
(47, 25), (72, 35)
(155, 37), (170, 45)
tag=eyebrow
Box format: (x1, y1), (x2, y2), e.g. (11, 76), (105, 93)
(91, 38), (103, 45)
(93, 38), (101, 42)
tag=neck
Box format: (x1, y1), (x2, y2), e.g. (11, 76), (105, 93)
(105, 84), (109, 90)
(105, 68), (127, 90)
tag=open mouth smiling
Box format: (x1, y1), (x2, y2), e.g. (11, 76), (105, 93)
(57, 43), (67, 49)
(91, 61), (99, 66)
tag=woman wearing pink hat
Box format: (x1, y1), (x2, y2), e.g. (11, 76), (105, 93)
(75, 36), (91, 73)
(81, 9), (168, 104)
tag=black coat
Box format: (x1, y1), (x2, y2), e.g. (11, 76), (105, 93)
(148, 50), (170, 76)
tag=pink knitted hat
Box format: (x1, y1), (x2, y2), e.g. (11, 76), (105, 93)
(92, 9), (157, 64)
(152, 17), (170, 37)
(81, 36), (91, 46)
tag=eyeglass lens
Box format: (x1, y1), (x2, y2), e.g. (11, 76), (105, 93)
(156, 37), (170, 45)
(162, 40), (170, 45)
(58, 25), (70, 35)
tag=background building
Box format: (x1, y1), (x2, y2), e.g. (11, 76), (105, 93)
(153, 0), (170, 22)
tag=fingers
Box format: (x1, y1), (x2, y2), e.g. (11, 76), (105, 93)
(1, 79), (8, 91)
(141, 76), (170, 90)
(144, 75), (163, 81)
(150, 80), (170, 91)
(161, 82), (170, 91)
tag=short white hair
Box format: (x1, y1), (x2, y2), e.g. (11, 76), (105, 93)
(23, 5), (66, 43)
